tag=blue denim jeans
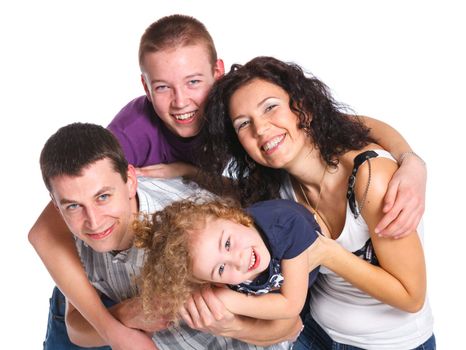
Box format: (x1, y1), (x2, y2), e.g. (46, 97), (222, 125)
(43, 286), (115, 350)
(293, 314), (436, 350)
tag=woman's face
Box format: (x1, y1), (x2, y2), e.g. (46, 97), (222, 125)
(229, 78), (311, 170)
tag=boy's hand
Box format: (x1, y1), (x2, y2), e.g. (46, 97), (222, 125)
(376, 154), (426, 238)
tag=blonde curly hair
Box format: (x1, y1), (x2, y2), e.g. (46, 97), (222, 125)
(133, 197), (254, 323)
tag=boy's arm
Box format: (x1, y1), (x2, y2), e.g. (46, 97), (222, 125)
(212, 252), (309, 320)
(180, 285), (303, 346)
(135, 162), (198, 179)
(65, 296), (157, 349)
(28, 202), (139, 349)
(361, 116), (426, 238)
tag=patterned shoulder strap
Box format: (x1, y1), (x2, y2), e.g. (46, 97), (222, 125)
(347, 150), (379, 217)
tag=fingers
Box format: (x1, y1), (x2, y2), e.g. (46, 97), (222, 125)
(200, 285), (229, 321)
(382, 178), (399, 213)
(376, 199), (424, 238)
(179, 304), (194, 329)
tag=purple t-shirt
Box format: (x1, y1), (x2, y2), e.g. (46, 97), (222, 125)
(107, 96), (203, 167)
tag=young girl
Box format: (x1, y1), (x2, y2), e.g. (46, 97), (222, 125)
(134, 198), (321, 322)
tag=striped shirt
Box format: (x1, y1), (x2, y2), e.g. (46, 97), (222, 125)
(76, 177), (289, 350)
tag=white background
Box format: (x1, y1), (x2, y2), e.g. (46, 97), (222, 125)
(1, 0), (464, 348)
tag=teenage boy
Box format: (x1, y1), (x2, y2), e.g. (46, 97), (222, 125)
(30, 14), (427, 350)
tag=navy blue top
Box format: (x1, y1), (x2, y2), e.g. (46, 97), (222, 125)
(229, 199), (321, 295)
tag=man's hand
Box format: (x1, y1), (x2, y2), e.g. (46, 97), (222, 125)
(104, 322), (158, 350)
(376, 154), (426, 238)
(179, 284), (240, 337)
(111, 297), (169, 333)
(135, 162), (197, 179)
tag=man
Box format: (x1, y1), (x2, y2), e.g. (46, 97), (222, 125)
(30, 14), (427, 350)
(37, 122), (300, 350)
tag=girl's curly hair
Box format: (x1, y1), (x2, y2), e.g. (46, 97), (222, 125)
(133, 198), (254, 323)
(196, 56), (373, 206)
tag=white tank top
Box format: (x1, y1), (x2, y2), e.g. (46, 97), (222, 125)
(280, 150), (433, 349)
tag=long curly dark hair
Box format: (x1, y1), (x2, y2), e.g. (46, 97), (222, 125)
(197, 56), (372, 206)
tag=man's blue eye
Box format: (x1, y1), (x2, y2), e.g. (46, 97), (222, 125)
(98, 194), (109, 201)
(66, 204), (79, 210)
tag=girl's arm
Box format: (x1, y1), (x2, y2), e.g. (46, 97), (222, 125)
(28, 202), (133, 348)
(361, 116), (426, 238)
(319, 157), (426, 312)
(212, 250), (310, 320)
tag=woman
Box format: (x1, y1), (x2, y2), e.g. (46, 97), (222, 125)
(197, 56), (435, 349)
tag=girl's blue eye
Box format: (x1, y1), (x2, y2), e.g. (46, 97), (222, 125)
(219, 264), (225, 276)
(225, 237), (231, 251)
(188, 79), (201, 85)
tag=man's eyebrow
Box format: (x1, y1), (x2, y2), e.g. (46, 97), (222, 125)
(94, 186), (114, 197)
(58, 186), (115, 205)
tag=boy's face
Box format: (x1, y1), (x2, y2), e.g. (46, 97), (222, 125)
(141, 44), (224, 138)
(49, 158), (138, 253)
(191, 217), (271, 285)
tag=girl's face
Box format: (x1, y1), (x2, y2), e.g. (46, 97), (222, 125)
(191, 217), (271, 285)
(229, 78), (312, 170)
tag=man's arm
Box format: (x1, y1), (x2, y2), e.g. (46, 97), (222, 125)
(361, 116), (426, 238)
(65, 297), (157, 349)
(28, 202), (147, 349)
(180, 285), (302, 346)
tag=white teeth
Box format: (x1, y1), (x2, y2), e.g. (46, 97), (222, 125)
(249, 249), (256, 269)
(263, 135), (285, 151)
(173, 111), (196, 120)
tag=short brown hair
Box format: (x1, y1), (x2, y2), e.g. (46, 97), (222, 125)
(134, 198), (253, 322)
(138, 14), (218, 70)
(40, 123), (128, 192)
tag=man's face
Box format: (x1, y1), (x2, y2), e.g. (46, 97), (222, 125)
(141, 44), (224, 138)
(49, 158), (138, 253)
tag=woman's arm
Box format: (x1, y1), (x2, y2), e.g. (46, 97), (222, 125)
(319, 157), (426, 312)
(28, 202), (131, 348)
(212, 251), (310, 319)
(361, 116), (427, 238)
(180, 284), (302, 346)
